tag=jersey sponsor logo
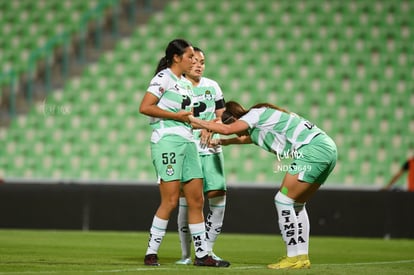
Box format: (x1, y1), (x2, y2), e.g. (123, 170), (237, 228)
(303, 120), (314, 130)
(180, 225), (189, 233)
(181, 95), (192, 111)
(193, 101), (207, 117)
(149, 82), (161, 87)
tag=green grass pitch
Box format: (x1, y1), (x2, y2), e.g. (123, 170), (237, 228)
(0, 229), (413, 274)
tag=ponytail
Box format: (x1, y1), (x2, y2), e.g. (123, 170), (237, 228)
(154, 56), (169, 76)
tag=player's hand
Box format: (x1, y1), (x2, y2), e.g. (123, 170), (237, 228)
(188, 114), (195, 122)
(199, 129), (212, 149)
(177, 111), (193, 123)
(209, 138), (222, 147)
(213, 117), (222, 123)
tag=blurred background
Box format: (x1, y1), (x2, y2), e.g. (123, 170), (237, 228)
(0, 0), (413, 190)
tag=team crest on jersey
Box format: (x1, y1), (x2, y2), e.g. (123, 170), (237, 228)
(166, 165), (174, 176)
(204, 90), (213, 100)
(159, 87), (165, 93)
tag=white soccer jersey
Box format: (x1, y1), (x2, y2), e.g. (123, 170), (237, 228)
(146, 68), (194, 143)
(240, 107), (323, 155)
(190, 77), (225, 155)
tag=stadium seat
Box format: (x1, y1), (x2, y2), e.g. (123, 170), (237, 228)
(1, 0), (413, 188)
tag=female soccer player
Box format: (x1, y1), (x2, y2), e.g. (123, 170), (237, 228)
(139, 39), (229, 267)
(189, 101), (337, 270)
(175, 47), (229, 264)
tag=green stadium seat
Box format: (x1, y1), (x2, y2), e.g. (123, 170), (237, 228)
(1, 0), (413, 187)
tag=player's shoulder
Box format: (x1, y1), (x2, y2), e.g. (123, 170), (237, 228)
(180, 76), (193, 85)
(244, 107), (270, 121)
(152, 69), (172, 82)
(200, 76), (219, 86)
(248, 107), (266, 115)
(147, 69), (180, 96)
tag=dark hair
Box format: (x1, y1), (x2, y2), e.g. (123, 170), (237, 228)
(193, 46), (204, 54)
(154, 38), (192, 75)
(221, 101), (248, 124)
(221, 101), (289, 124)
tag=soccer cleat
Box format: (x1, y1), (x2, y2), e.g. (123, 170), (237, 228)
(194, 255), (230, 267)
(298, 254), (311, 268)
(267, 256), (305, 269)
(209, 251), (223, 261)
(175, 257), (192, 265)
(144, 254), (160, 266)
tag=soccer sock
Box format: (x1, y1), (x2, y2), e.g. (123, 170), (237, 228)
(294, 202), (310, 256)
(205, 195), (226, 253)
(177, 197), (191, 259)
(274, 191), (298, 257)
(145, 215), (168, 255)
(189, 222), (208, 259)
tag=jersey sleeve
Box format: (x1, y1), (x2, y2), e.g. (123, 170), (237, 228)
(211, 80), (224, 101)
(239, 108), (261, 128)
(146, 72), (167, 98)
(208, 80), (225, 110)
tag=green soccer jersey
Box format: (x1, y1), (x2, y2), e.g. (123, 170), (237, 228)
(240, 107), (323, 156)
(146, 68), (194, 143)
(190, 77), (225, 155)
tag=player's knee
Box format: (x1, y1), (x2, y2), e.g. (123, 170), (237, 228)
(162, 197), (179, 211)
(186, 195), (204, 209)
(208, 195), (226, 207)
(274, 191), (295, 209)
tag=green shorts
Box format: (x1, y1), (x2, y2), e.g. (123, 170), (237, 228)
(151, 136), (203, 182)
(287, 133), (338, 184)
(200, 152), (226, 193)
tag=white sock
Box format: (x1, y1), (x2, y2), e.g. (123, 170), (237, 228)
(146, 216), (168, 255)
(274, 191), (298, 257)
(189, 222), (208, 259)
(294, 202), (310, 256)
(205, 195), (226, 253)
(177, 197), (191, 259)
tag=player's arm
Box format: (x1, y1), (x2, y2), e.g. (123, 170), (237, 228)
(383, 169), (405, 190)
(382, 161), (409, 190)
(139, 92), (191, 123)
(189, 115), (249, 135)
(220, 135), (252, 145)
(200, 105), (226, 148)
(215, 108), (225, 120)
